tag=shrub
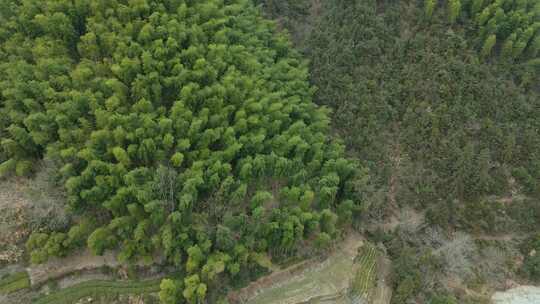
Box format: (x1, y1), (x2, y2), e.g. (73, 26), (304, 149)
(0, 271), (30, 294)
(521, 234), (540, 282)
(430, 294), (458, 304)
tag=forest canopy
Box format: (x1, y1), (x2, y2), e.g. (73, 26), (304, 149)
(305, 0), (540, 224)
(2, 0), (538, 303)
(259, 0), (539, 302)
(0, 0), (363, 302)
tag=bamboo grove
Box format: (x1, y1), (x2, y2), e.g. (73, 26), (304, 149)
(425, 0), (539, 59)
(0, 1), (363, 302)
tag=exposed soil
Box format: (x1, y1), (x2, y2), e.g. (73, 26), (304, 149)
(372, 255), (391, 304)
(0, 181), (31, 265)
(57, 271), (111, 289)
(26, 249), (121, 286)
(0, 179), (30, 210)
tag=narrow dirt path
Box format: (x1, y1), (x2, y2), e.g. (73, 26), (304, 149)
(26, 249), (122, 286)
(372, 255), (392, 304)
(386, 142), (401, 214)
(474, 233), (527, 242)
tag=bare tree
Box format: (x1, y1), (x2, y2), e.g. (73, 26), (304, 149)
(434, 232), (476, 279)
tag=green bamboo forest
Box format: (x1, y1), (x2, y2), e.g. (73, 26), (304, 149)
(0, 0), (539, 303)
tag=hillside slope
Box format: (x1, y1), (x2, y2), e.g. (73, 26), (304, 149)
(0, 0), (364, 302)
(258, 0), (540, 302)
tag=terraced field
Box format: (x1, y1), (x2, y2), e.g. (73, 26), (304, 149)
(236, 234), (365, 304)
(33, 278), (161, 304)
(350, 244), (378, 299)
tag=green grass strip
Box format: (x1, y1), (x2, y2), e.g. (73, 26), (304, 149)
(34, 278), (162, 304)
(351, 244), (377, 297)
(0, 271), (30, 294)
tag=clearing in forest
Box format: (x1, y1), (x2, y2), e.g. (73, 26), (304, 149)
(234, 233), (365, 304)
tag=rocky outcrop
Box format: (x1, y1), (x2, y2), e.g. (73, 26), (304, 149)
(491, 286), (540, 304)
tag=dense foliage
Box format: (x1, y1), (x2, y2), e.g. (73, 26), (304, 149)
(1, 0), (538, 302)
(260, 0), (539, 302)
(0, 0), (363, 301)
(441, 0), (540, 60)
(281, 0), (540, 230)
(421, 0), (540, 61)
(521, 233), (540, 282)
